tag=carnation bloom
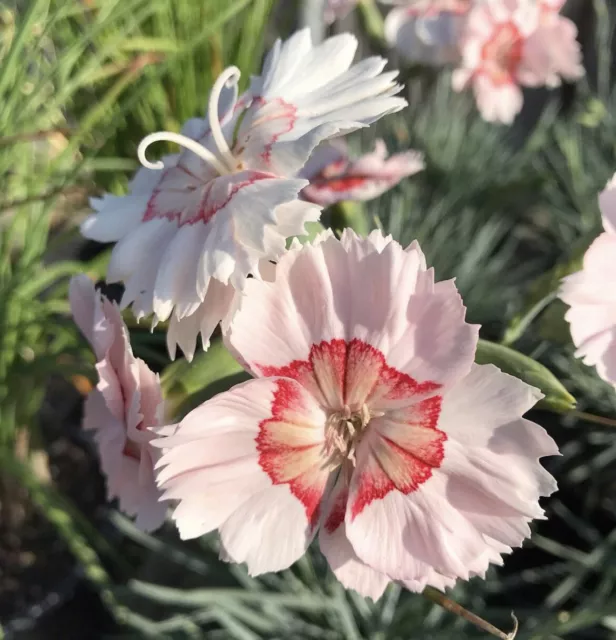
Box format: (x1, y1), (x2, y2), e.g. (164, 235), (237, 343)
(560, 175), (616, 387)
(384, 0), (471, 67)
(70, 275), (168, 532)
(533, 0), (584, 87)
(452, 0), (583, 124)
(300, 139), (424, 206)
(81, 29), (406, 362)
(154, 230), (558, 599)
(325, 0), (357, 24)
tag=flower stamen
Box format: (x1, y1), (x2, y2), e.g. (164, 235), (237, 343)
(137, 131), (230, 176)
(323, 403), (375, 470)
(137, 66), (241, 176)
(207, 66), (241, 173)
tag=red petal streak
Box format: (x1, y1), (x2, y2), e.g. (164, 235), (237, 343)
(259, 359), (324, 405)
(369, 358), (441, 404)
(384, 396), (442, 433)
(258, 339), (441, 410)
(143, 169), (276, 227)
(350, 397), (445, 520)
(350, 457), (396, 521)
(324, 485), (349, 534)
(257, 379), (328, 529)
(235, 97), (297, 166)
(312, 176), (370, 193)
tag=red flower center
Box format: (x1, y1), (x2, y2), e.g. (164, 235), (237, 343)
(255, 339), (446, 525)
(481, 22), (523, 85)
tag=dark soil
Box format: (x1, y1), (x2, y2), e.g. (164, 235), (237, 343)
(0, 380), (107, 634)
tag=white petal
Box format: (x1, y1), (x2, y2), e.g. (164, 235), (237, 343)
(82, 194), (149, 243)
(153, 224), (209, 322)
(166, 280), (236, 361)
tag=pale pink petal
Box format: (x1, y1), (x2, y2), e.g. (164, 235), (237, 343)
(134, 359), (164, 441)
(128, 154), (180, 194)
(220, 484), (324, 575)
(429, 365), (556, 548)
(319, 476), (391, 600)
(301, 140), (424, 206)
(402, 572), (457, 593)
(69, 274), (112, 360)
(299, 141), (347, 183)
(560, 231), (616, 385)
(452, 67), (472, 91)
(436, 363), (545, 447)
(227, 230), (478, 390)
(107, 452), (168, 532)
(400, 537), (509, 592)
(154, 377), (332, 573)
(344, 362), (556, 583)
(540, 0), (566, 10)
(82, 155), (179, 244)
(475, 77), (523, 125)
(346, 463), (488, 582)
(324, 0), (357, 24)
(226, 234), (351, 374)
(152, 223), (210, 323)
(71, 276), (167, 532)
(535, 10), (584, 83)
(344, 402), (485, 583)
(107, 218), (177, 320)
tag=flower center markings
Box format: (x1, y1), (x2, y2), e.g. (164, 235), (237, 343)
(482, 22), (523, 85)
(323, 403), (381, 469)
(256, 338), (447, 520)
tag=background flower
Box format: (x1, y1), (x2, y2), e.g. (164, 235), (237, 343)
(300, 139), (424, 205)
(560, 175), (616, 388)
(384, 0), (471, 66)
(452, 0), (584, 124)
(325, 0), (358, 24)
(69, 275), (168, 532)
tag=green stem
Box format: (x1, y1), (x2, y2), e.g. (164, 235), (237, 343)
(501, 292), (557, 347)
(567, 409), (616, 429)
(422, 587), (518, 640)
(357, 0), (385, 42)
